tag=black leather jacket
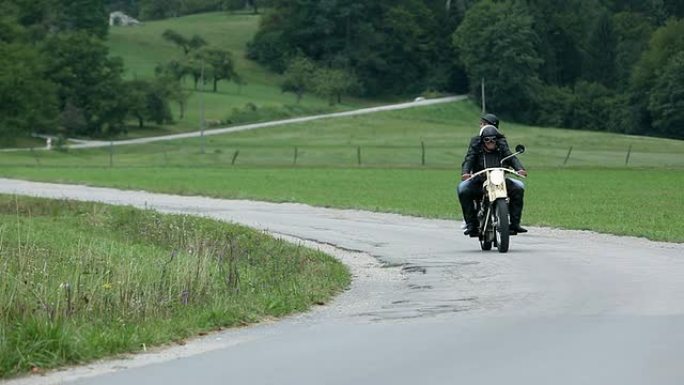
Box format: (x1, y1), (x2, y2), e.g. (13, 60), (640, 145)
(461, 135), (524, 175)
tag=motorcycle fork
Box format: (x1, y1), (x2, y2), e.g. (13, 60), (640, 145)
(481, 198), (510, 242)
(481, 202), (493, 241)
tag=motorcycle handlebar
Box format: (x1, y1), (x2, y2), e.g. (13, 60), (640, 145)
(466, 167), (526, 181)
(500, 149), (524, 165)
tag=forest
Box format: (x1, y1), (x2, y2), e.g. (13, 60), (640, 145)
(1, 0), (682, 142)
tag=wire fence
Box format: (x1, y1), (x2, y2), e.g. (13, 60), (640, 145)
(3, 143), (683, 169)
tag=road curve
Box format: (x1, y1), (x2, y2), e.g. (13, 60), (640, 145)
(3, 178), (684, 385)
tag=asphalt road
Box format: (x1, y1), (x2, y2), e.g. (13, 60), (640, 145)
(3, 178), (684, 385)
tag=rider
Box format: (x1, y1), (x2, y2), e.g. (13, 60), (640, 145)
(458, 124), (528, 237)
(467, 113), (510, 155)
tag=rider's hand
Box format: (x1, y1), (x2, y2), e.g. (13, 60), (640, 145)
(517, 169), (528, 177)
(461, 173), (472, 181)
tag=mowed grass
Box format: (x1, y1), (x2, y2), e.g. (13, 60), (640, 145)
(107, 12), (366, 134)
(4, 101), (683, 169)
(0, 167), (681, 243)
(0, 101), (681, 242)
(0, 195), (349, 378)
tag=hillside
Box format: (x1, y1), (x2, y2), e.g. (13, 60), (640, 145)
(107, 12), (365, 135)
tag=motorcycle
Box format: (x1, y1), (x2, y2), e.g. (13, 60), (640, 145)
(468, 144), (526, 253)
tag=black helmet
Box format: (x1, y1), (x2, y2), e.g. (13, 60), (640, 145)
(481, 113), (499, 127)
(480, 124), (500, 138)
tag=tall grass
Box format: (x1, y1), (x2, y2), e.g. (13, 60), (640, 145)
(0, 195), (349, 378)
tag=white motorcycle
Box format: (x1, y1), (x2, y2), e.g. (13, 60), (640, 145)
(468, 145), (526, 253)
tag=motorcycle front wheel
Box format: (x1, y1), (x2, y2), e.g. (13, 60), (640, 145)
(480, 238), (492, 250)
(494, 199), (510, 253)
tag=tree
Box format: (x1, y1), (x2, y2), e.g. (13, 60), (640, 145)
(183, 54), (205, 90)
(140, 0), (181, 20)
(453, 0), (543, 119)
(281, 56), (316, 103)
(525, 0), (597, 87)
(0, 41), (57, 143)
(104, 0), (140, 17)
(162, 29), (207, 55)
(223, 0), (264, 13)
(203, 48), (238, 92)
(365, 2), (433, 95)
(43, 32), (127, 136)
(59, 0), (109, 38)
(248, 0), (453, 96)
(125, 80), (150, 128)
(630, 18), (684, 134)
(155, 59), (188, 82)
(153, 62), (193, 118)
(124, 79), (174, 128)
(648, 51), (684, 138)
(311, 67), (360, 105)
(584, 11), (617, 87)
(613, 11), (654, 90)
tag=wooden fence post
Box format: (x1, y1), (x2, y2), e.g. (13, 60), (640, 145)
(231, 150), (240, 165)
(357, 146), (362, 166)
(421, 141), (426, 166)
(563, 146), (573, 166)
(30, 147), (40, 166)
(625, 145), (632, 166)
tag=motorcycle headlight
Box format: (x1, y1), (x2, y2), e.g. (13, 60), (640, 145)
(490, 169), (505, 185)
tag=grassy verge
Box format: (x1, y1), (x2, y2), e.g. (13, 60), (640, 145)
(0, 195), (350, 378)
(0, 167), (681, 243)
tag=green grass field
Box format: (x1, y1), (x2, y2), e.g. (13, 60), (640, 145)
(107, 12), (367, 135)
(4, 101), (683, 169)
(0, 100), (682, 242)
(0, 196), (349, 378)
(0, 167), (680, 242)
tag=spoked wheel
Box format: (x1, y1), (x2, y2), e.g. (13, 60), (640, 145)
(480, 238), (492, 250)
(494, 199), (510, 253)
(478, 204), (493, 251)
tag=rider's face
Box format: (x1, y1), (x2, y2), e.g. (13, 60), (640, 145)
(483, 136), (497, 151)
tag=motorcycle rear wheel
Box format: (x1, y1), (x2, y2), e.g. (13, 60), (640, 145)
(495, 199), (510, 253)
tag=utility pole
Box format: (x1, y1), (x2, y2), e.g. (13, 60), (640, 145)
(200, 58), (206, 154)
(481, 77), (486, 113)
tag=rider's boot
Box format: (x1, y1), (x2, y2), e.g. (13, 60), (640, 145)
(462, 202), (480, 237)
(464, 223), (480, 237)
(509, 206), (527, 234)
(510, 223), (527, 234)
(509, 189), (527, 234)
